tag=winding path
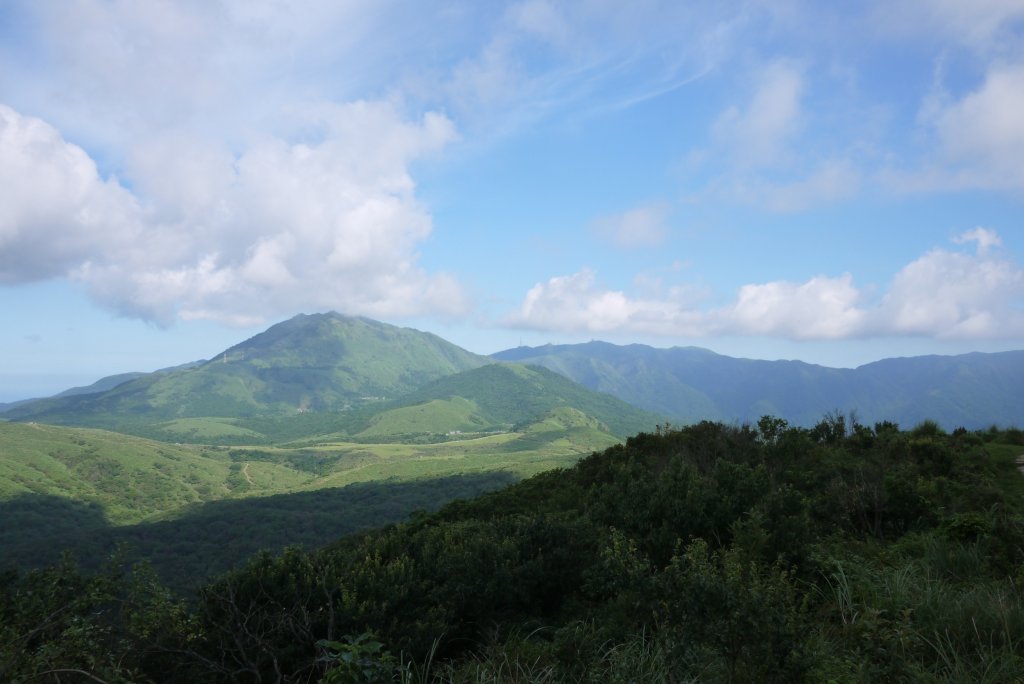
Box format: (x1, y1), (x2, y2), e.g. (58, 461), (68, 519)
(242, 462), (255, 486)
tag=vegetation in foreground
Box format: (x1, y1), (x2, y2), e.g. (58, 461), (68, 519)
(2, 417), (1024, 682)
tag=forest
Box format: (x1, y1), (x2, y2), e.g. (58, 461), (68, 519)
(3, 416), (1024, 683)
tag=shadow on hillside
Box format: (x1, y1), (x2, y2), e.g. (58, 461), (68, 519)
(0, 472), (517, 593)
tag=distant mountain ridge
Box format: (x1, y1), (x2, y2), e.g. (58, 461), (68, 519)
(493, 342), (1024, 429)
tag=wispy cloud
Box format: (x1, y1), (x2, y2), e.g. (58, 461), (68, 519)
(591, 204), (670, 248)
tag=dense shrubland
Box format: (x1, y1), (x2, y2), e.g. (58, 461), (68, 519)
(3, 417), (1024, 682)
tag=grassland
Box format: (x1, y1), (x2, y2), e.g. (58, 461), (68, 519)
(0, 409), (625, 587)
(0, 412), (618, 522)
(0, 422), (303, 523)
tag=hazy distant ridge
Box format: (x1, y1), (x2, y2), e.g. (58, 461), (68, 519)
(493, 342), (1024, 429)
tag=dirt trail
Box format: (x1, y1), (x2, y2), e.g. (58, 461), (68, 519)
(242, 462), (255, 486)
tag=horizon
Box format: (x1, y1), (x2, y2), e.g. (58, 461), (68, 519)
(2, 2), (1023, 400)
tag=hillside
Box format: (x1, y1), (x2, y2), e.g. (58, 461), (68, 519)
(345, 363), (663, 441)
(494, 342), (1024, 428)
(0, 412), (628, 585)
(6, 313), (490, 427)
(0, 422), (306, 524)
(6, 420), (1024, 682)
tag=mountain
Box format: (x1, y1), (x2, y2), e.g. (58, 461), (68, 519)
(343, 362), (663, 441)
(0, 362), (204, 414)
(493, 342), (1024, 429)
(50, 372), (152, 399)
(6, 313), (491, 427)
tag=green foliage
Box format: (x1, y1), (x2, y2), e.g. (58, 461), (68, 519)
(318, 633), (403, 683)
(5, 418), (1024, 682)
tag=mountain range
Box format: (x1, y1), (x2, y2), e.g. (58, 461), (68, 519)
(494, 342), (1024, 429)
(4, 312), (1022, 433)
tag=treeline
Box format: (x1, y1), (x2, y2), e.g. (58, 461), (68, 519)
(3, 418), (1024, 682)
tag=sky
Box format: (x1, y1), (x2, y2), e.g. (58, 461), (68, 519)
(1, 0), (1023, 402)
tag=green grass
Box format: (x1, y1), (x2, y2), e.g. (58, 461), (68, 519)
(0, 422), (248, 523)
(0, 416), (616, 589)
(0, 412), (620, 530)
(155, 417), (268, 440)
(355, 397), (492, 438)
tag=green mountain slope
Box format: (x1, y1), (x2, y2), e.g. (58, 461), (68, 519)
(344, 363), (664, 441)
(7, 313), (490, 427)
(493, 343), (1024, 428)
(0, 422), (308, 523)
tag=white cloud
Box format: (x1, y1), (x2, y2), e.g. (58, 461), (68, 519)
(953, 227), (1002, 253)
(591, 204), (669, 247)
(877, 239), (1024, 338)
(508, 230), (1024, 340)
(0, 105), (141, 284)
(724, 274), (867, 339)
(0, 103), (467, 326)
(930, 64), (1024, 189)
(699, 61), (870, 212)
(506, 269), (706, 335)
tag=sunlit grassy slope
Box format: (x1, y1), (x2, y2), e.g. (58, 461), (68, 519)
(0, 422), (308, 523)
(0, 408), (624, 526)
(0, 414), (623, 585)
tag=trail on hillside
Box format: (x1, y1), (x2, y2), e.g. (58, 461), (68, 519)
(243, 462), (254, 486)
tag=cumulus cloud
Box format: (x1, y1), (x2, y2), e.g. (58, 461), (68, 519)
(0, 103), (467, 326)
(506, 269), (707, 335)
(877, 234), (1024, 338)
(507, 231), (1024, 340)
(591, 205), (670, 247)
(724, 275), (867, 339)
(0, 105), (141, 283)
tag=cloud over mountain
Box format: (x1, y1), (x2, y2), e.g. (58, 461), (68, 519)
(508, 230), (1024, 340)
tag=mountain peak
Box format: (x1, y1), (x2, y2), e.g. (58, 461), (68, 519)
(9, 314), (491, 423)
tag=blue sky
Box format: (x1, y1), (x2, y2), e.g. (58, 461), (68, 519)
(1, 1), (1023, 401)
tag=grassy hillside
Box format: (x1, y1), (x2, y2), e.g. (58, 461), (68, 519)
(0, 422), (308, 524)
(378, 362), (665, 439)
(6, 361), (662, 448)
(0, 413), (624, 585)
